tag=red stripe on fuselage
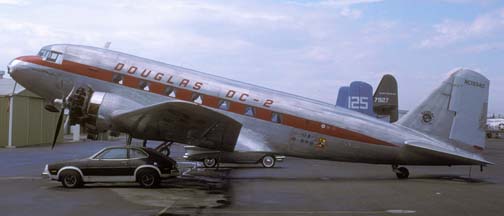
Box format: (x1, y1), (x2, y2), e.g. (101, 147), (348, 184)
(16, 55), (397, 147)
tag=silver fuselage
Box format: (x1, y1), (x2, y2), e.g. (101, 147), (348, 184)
(8, 44), (480, 165)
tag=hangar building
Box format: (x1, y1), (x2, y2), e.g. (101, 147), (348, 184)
(0, 72), (63, 148)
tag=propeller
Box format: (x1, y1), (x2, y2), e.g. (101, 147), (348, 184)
(51, 87), (75, 149)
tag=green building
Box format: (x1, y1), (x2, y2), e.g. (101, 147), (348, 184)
(0, 76), (63, 148)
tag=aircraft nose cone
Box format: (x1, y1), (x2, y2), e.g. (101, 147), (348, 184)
(7, 57), (23, 79)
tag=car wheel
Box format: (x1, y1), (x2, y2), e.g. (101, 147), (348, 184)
(60, 170), (83, 188)
(261, 155), (276, 168)
(137, 169), (160, 188)
(203, 158), (217, 168)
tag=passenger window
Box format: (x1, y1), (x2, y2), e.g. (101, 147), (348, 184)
(244, 106), (255, 117)
(98, 148), (127, 159)
(192, 94), (203, 104)
(165, 87), (176, 97)
(112, 74), (124, 84)
(139, 80), (149, 91)
(129, 149), (148, 159)
(218, 100), (230, 110)
(271, 112), (282, 123)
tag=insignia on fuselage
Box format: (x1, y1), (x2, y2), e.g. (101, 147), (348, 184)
(421, 111), (434, 124)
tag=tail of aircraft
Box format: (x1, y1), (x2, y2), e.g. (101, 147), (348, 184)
(336, 81), (374, 116)
(397, 69), (489, 150)
(373, 75), (399, 122)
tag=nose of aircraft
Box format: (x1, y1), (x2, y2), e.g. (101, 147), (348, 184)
(7, 57), (24, 80)
(7, 57), (18, 77)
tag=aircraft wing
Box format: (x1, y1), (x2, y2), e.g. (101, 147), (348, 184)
(403, 141), (493, 165)
(111, 101), (242, 152)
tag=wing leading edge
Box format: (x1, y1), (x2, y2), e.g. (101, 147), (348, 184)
(111, 101), (242, 152)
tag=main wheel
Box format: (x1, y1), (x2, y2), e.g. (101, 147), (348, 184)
(261, 155), (276, 168)
(60, 170), (83, 188)
(137, 169), (160, 188)
(203, 158), (217, 168)
(396, 167), (409, 179)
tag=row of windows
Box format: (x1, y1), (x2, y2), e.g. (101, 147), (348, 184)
(110, 74), (283, 123)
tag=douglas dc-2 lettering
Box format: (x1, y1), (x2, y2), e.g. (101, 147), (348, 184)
(8, 44), (491, 179)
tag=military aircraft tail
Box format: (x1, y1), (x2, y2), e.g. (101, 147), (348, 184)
(397, 69), (490, 151)
(373, 74), (399, 122)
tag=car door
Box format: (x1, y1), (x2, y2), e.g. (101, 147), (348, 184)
(83, 148), (130, 181)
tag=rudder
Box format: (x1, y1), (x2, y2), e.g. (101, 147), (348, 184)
(397, 69), (489, 150)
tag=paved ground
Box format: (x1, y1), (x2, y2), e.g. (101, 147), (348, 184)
(0, 139), (503, 216)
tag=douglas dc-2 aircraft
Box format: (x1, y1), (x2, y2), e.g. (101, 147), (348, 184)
(7, 44), (491, 179)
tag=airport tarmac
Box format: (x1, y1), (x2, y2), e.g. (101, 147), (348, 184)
(0, 139), (503, 216)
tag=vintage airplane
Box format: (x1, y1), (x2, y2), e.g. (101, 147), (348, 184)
(7, 44), (491, 179)
(486, 117), (504, 138)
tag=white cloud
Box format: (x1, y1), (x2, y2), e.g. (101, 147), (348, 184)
(420, 8), (504, 48)
(0, 0), (26, 5)
(462, 42), (504, 53)
(339, 7), (363, 19)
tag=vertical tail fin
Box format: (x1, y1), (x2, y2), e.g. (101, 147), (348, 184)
(397, 69), (489, 150)
(373, 74), (399, 122)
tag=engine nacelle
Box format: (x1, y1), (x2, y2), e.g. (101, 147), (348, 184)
(67, 87), (141, 139)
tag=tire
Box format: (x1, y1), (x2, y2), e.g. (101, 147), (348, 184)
(396, 167), (409, 179)
(137, 169), (160, 188)
(60, 170), (83, 188)
(261, 155), (276, 168)
(203, 158), (217, 168)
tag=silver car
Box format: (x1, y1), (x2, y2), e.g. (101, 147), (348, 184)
(183, 146), (285, 168)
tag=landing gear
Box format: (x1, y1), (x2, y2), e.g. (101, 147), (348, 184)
(392, 165), (409, 179)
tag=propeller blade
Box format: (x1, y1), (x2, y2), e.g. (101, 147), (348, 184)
(51, 107), (65, 149)
(51, 85), (75, 149)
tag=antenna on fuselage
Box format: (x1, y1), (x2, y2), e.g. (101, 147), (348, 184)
(104, 42), (112, 49)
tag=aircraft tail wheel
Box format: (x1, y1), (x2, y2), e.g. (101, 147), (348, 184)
(203, 158), (217, 168)
(261, 155), (276, 168)
(395, 167), (409, 179)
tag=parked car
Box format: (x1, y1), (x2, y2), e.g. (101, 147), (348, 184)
(42, 146), (179, 188)
(183, 146), (285, 168)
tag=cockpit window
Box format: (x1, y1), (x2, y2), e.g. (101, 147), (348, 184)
(37, 49), (49, 58)
(39, 49), (63, 64)
(47, 51), (63, 63)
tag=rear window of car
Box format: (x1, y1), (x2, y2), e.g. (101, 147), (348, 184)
(130, 149), (148, 159)
(98, 148), (127, 159)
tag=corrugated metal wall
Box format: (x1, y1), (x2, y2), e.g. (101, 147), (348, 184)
(0, 97), (9, 146)
(0, 94), (63, 147)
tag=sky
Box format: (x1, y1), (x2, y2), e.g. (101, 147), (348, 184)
(0, 0), (503, 114)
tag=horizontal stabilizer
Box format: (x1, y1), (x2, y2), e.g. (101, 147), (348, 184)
(404, 141), (493, 165)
